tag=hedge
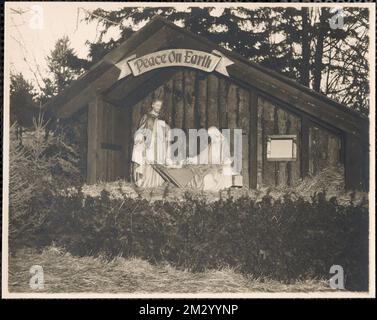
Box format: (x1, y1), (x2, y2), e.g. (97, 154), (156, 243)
(10, 189), (369, 291)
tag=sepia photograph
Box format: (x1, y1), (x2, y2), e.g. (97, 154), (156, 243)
(2, 2), (375, 300)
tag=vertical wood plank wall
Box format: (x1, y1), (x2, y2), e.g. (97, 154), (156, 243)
(87, 96), (102, 184)
(309, 125), (342, 176)
(65, 107), (88, 181)
(344, 133), (368, 191)
(87, 95), (131, 183)
(257, 97), (302, 187)
(87, 70), (344, 187)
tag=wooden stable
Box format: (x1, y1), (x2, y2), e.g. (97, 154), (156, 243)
(45, 16), (369, 190)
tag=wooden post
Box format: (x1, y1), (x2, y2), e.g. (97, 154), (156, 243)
(261, 99), (276, 186)
(173, 71), (184, 129)
(301, 117), (310, 178)
(288, 114), (301, 185)
(277, 108), (288, 186)
(184, 71), (196, 130)
(197, 73), (207, 129)
(227, 84), (238, 159)
(238, 88), (250, 188)
(218, 78), (228, 129)
(207, 74), (219, 128)
(344, 133), (367, 190)
(163, 79), (174, 126)
(249, 91), (258, 189)
(87, 95), (104, 184)
(122, 106), (132, 182)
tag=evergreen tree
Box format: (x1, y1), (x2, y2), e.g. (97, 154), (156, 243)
(83, 7), (280, 66)
(10, 73), (39, 129)
(39, 36), (89, 104)
(82, 6), (369, 115)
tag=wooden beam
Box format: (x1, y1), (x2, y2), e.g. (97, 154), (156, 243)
(184, 70), (196, 130)
(207, 74), (219, 128)
(51, 25), (178, 118)
(109, 68), (179, 108)
(122, 107), (132, 182)
(249, 91), (258, 189)
(301, 117), (310, 178)
(44, 17), (167, 110)
(57, 64), (122, 119)
(239, 87), (250, 187)
(87, 95), (104, 184)
(106, 68), (163, 103)
(218, 78), (229, 129)
(344, 133), (368, 191)
(173, 71), (184, 129)
(197, 73), (207, 128)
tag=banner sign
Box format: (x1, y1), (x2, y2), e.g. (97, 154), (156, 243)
(115, 49), (234, 80)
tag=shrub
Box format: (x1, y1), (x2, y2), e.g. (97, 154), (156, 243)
(15, 187), (368, 291)
(9, 116), (82, 248)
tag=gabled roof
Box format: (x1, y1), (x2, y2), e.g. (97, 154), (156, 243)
(45, 16), (368, 139)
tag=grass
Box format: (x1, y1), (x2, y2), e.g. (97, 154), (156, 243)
(63, 165), (368, 207)
(8, 246), (332, 293)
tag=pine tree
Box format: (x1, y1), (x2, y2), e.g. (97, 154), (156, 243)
(79, 6), (369, 115)
(10, 73), (39, 129)
(40, 36), (89, 103)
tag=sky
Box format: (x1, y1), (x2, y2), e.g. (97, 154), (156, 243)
(5, 2), (130, 89)
(5, 2), (225, 91)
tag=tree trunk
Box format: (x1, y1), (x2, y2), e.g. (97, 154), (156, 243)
(313, 8), (327, 92)
(300, 7), (310, 87)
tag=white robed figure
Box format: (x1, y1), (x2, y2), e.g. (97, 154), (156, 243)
(186, 126), (235, 191)
(131, 99), (170, 188)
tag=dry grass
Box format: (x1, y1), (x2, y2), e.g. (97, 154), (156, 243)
(61, 165), (368, 207)
(8, 247), (332, 294)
